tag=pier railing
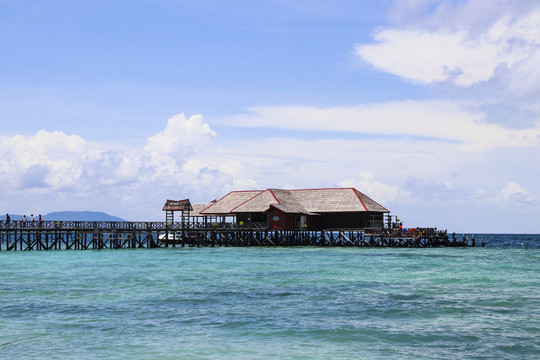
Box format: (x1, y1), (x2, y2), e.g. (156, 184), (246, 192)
(0, 220), (480, 251)
(2, 220), (449, 233)
(2, 220), (188, 231)
(1, 220), (272, 231)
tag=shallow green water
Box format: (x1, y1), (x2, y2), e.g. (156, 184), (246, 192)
(1, 243), (539, 359)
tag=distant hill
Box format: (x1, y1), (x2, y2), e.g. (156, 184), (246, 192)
(0, 214), (23, 221)
(0, 211), (127, 221)
(42, 211), (127, 221)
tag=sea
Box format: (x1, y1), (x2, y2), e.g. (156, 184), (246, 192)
(1, 234), (539, 359)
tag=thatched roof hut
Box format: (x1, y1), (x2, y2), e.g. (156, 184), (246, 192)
(199, 188), (388, 230)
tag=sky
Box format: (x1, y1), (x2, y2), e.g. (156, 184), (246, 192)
(1, 0), (539, 233)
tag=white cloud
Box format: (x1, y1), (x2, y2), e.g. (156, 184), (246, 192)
(339, 174), (405, 205)
(0, 130), (86, 190)
(507, 48), (540, 96)
(226, 102), (540, 152)
(402, 176), (458, 202)
(356, 29), (514, 86)
(1, 111), (537, 231)
(499, 181), (534, 203)
(145, 113), (216, 155)
(356, 1), (540, 89)
(0, 114), (253, 219)
(140, 114), (253, 199)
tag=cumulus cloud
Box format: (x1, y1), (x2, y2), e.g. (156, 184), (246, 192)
(356, 0), (540, 89)
(0, 114), (253, 219)
(19, 165), (50, 189)
(140, 114), (252, 198)
(0, 130), (86, 190)
(498, 181), (534, 203)
(146, 113), (216, 155)
(1, 111), (537, 229)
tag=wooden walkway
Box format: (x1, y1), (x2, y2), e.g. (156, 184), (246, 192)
(0, 221), (476, 251)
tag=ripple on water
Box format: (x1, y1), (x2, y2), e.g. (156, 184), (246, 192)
(0, 238), (539, 359)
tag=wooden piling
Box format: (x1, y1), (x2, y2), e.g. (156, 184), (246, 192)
(0, 220), (478, 251)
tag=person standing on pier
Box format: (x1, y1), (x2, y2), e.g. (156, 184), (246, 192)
(38, 214), (42, 228)
(22, 214), (27, 226)
(4, 213), (10, 228)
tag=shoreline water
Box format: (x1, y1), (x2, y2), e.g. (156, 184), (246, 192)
(1, 234), (539, 359)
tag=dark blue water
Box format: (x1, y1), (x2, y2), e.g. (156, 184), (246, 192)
(0, 234), (539, 359)
(473, 233), (540, 248)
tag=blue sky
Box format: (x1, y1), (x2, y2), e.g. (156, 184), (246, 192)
(1, 0), (539, 232)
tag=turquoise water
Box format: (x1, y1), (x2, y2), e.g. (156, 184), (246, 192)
(1, 235), (539, 359)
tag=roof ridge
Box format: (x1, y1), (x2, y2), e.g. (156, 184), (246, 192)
(353, 188), (389, 212)
(201, 190), (263, 214)
(352, 188), (368, 211)
(287, 187), (356, 192)
(199, 191), (234, 213)
(230, 189), (269, 212)
(267, 189), (281, 204)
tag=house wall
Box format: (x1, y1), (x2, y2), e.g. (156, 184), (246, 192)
(306, 215), (320, 230)
(318, 212), (370, 229)
(268, 208), (295, 230)
(237, 210), (385, 230)
(237, 212), (268, 226)
(236, 209), (298, 230)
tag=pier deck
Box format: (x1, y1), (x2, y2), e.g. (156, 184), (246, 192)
(0, 221), (475, 251)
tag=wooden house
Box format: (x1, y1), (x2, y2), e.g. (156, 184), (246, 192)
(198, 188), (389, 230)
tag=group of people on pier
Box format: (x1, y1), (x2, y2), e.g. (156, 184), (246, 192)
(3, 213), (43, 228)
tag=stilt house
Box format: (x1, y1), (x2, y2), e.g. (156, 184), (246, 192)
(198, 188), (389, 231)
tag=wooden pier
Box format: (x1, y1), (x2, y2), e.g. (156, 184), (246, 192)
(0, 220), (479, 251)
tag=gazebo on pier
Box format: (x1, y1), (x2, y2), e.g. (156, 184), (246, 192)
(162, 199), (192, 224)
